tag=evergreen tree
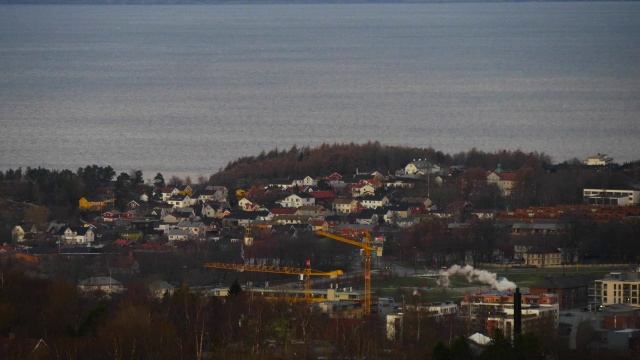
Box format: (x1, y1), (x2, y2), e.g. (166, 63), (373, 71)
(228, 279), (243, 298)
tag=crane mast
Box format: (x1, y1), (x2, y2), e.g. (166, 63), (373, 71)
(315, 230), (382, 316)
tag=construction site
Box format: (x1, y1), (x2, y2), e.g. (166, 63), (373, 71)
(203, 229), (389, 318)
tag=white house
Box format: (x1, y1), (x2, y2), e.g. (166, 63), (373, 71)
(404, 159), (440, 175)
(360, 195), (389, 209)
(167, 194), (192, 208)
(155, 187), (179, 202)
(167, 228), (190, 242)
(289, 176), (318, 187)
(277, 193), (316, 208)
(583, 153), (613, 166)
(58, 226), (94, 245)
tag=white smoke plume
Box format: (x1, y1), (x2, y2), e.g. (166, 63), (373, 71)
(437, 264), (517, 292)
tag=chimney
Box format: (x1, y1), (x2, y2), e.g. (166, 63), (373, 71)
(514, 287), (522, 336)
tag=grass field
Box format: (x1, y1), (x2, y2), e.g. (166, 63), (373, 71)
(369, 265), (628, 303)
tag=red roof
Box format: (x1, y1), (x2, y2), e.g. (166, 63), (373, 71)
(270, 208), (297, 215)
(309, 191), (337, 199)
(498, 172), (518, 181)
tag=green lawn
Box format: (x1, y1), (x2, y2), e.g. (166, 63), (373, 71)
(369, 265), (625, 302)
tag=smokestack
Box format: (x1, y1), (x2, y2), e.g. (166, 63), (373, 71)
(514, 287), (522, 337)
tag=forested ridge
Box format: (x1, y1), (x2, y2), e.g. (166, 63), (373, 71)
(210, 142), (552, 185)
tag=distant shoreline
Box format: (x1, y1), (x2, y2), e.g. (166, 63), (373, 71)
(1, 0), (636, 5)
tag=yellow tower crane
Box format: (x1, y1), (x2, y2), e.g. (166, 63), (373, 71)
(315, 230), (382, 316)
(203, 262), (343, 302)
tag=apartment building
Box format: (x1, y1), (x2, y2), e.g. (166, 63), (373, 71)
(589, 270), (640, 310)
(460, 290), (559, 338)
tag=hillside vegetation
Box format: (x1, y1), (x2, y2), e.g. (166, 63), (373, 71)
(209, 142), (551, 186)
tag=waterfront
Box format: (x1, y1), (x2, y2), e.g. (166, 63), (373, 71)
(1, 2), (639, 176)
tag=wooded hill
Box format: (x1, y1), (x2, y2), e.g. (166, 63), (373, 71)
(208, 142), (552, 186)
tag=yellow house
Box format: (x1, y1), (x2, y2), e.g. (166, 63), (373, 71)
(178, 185), (193, 196)
(78, 197), (106, 211)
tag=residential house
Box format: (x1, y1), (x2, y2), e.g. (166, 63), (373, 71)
(167, 228), (190, 242)
(78, 197), (106, 211)
(154, 187), (179, 202)
(295, 205), (331, 218)
(238, 198), (261, 211)
(523, 245), (562, 268)
(78, 276), (124, 294)
(332, 199), (363, 214)
(277, 193), (316, 208)
(360, 195), (389, 209)
(350, 183), (376, 198)
(310, 220), (329, 232)
(404, 159), (441, 175)
(102, 210), (121, 222)
(58, 226), (94, 245)
(177, 221), (206, 239)
(167, 194), (192, 208)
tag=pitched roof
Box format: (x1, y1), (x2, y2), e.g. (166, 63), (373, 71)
(78, 276), (122, 286)
(309, 191), (336, 199)
(527, 245), (561, 254)
(270, 208), (297, 215)
(530, 275), (599, 290)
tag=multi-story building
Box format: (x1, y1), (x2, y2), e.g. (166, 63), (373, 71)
(583, 189), (640, 206)
(589, 270), (640, 310)
(583, 153), (613, 166)
(460, 290), (558, 338)
(530, 275), (597, 310)
(487, 305), (558, 340)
